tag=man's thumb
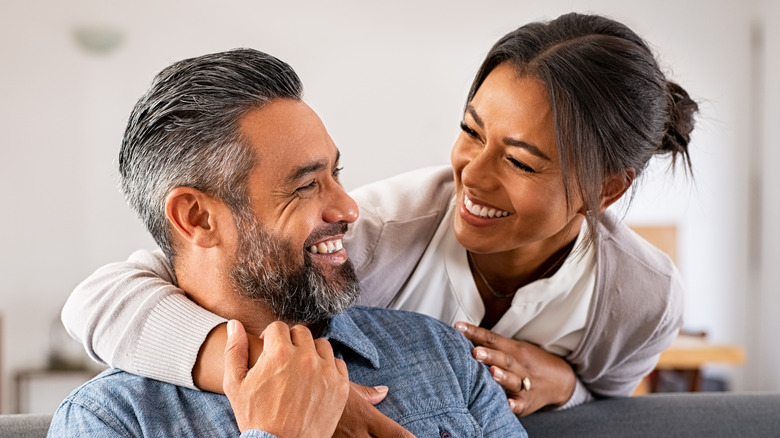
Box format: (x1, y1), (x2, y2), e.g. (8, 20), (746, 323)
(349, 382), (389, 405)
(223, 320), (249, 389)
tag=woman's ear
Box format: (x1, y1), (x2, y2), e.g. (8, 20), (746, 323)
(598, 168), (636, 213)
(165, 187), (228, 248)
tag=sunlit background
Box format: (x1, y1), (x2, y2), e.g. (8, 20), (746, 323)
(1, 0), (778, 413)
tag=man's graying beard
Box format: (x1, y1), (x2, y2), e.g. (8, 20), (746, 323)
(230, 210), (360, 326)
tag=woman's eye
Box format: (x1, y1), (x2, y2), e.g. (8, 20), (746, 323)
(459, 121), (481, 140)
(332, 166), (343, 181)
(508, 156), (535, 173)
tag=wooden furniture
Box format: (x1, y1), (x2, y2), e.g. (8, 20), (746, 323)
(634, 333), (747, 395)
(13, 368), (98, 414)
(654, 332), (746, 392)
(629, 224), (678, 264)
(628, 225), (746, 394)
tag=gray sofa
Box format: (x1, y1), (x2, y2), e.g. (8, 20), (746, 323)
(522, 392), (780, 437)
(2, 392), (779, 437)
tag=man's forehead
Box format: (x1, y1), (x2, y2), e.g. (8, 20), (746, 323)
(238, 99), (339, 181)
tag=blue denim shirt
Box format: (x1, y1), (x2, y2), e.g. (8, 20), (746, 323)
(48, 306), (526, 437)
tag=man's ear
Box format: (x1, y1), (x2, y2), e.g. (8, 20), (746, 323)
(165, 187), (229, 248)
(598, 168), (636, 213)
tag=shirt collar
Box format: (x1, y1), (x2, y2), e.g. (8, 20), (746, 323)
(321, 309), (381, 369)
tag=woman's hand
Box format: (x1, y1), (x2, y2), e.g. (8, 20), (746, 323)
(223, 320), (350, 437)
(455, 321), (576, 416)
(334, 384), (417, 438)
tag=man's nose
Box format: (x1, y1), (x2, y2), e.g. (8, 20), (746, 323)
(323, 183), (359, 224)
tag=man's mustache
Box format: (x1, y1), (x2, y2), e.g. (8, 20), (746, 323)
(303, 223), (349, 248)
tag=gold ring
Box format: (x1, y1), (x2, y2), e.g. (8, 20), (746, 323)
(521, 377), (531, 391)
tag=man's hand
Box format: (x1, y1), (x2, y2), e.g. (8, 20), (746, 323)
(456, 321), (576, 416)
(334, 383), (417, 438)
(223, 320), (350, 437)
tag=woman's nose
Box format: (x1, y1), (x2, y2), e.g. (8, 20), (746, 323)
(461, 145), (499, 192)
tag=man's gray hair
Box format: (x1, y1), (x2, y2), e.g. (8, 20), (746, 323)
(118, 48), (303, 264)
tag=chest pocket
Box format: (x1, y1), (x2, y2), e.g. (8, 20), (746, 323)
(397, 406), (483, 438)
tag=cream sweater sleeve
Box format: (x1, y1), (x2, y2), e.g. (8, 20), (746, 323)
(61, 249), (227, 389)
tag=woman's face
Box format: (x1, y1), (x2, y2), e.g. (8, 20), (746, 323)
(451, 63), (584, 256)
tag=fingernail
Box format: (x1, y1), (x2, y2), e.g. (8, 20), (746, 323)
(475, 349), (486, 360)
(373, 385), (388, 394)
(508, 399), (515, 410)
(454, 322), (468, 333)
(492, 367), (504, 380)
(227, 320), (236, 337)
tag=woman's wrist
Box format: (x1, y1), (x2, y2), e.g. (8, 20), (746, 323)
(193, 322), (265, 393)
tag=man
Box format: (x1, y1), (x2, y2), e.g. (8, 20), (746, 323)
(48, 49), (525, 437)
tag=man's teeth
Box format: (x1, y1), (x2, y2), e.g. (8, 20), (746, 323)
(307, 239), (344, 254)
(465, 195), (509, 218)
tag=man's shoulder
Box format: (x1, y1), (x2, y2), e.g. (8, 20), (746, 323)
(51, 369), (235, 437)
(344, 306), (469, 355)
(346, 305), (456, 331)
(58, 369), (192, 416)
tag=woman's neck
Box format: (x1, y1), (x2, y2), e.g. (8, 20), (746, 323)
(470, 216), (583, 292)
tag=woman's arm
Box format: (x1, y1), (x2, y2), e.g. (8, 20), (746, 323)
(61, 249), (227, 389)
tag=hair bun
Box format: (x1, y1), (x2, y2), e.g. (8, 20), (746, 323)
(660, 81), (698, 169)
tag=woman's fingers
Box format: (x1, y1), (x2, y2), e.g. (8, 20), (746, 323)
(490, 365), (524, 394)
(456, 321), (511, 349)
(455, 320), (577, 415)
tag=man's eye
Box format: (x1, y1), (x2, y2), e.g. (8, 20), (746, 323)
(333, 166), (343, 179)
(296, 180), (318, 193)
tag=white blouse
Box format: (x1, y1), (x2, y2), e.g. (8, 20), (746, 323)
(390, 198), (596, 357)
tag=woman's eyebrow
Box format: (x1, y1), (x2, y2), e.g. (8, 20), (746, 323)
(504, 137), (550, 161)
(466, 105), (485, 128)
(467, 104), (550, 161)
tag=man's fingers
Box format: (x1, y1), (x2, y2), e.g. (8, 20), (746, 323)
(349, 382), (389, 405)
(334, 358), (349, 379)
(314, 337), (336, 360)
(261, 320), (292, 344)
(223, 320), (249, 389)
(289, 324), (315, 348)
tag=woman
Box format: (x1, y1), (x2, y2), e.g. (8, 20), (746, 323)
(63, 12), (697, 416)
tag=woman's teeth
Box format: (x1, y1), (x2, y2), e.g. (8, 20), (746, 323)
(307, 239), (344, 254)
(465, 195), (509, 218)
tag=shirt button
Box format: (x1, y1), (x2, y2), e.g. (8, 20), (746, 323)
(440, 430), (452, 438)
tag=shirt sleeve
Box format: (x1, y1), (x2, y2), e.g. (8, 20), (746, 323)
(61, 249), (227, 389)
(49, 397), (280, 438)
(556, 377), (594, 410)
(240, 431), (279, 438)
(48, 399), (134, 437)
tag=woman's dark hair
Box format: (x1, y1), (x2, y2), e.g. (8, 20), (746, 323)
(467, 13), (698, 245)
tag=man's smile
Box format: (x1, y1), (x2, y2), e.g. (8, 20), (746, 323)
(306, 237), (344, 254)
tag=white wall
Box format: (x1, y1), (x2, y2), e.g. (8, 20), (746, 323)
(757, 0), (780, 392)
(0, 0), (771, 412)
